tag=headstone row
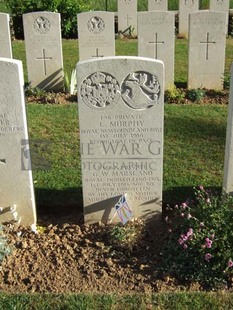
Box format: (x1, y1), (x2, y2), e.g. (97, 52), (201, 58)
(0, 8), (228, 92)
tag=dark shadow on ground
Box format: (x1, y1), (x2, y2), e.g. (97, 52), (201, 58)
(34, 185), (222, 226)
(35, 187), (84, 225)
(163, 185), (222, 208)
(175, 81), (187, 89)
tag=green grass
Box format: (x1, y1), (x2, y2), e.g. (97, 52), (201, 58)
(0, 292), (233, 309)
(26, 103), (228, 208)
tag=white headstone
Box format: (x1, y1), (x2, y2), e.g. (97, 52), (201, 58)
(23, 12), (64, 91)
(188, 11), (226, 90)
(223, 63), (233, 194)
(0, 58), (36, 226)
(77, 11), (115, 61)
(138, 11), (175, 88)
(117, 0), (138, 36)
(0, 13), (12, 58)
(148, 0), (168, 11)
(179, 0), (199, 38)
(77, 56), (164, 224)
(209, 0), (230, 34)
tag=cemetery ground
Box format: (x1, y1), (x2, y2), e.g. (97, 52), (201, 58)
(0, 38), (233, 308)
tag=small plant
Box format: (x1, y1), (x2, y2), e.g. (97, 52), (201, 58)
(0, 224), (12, 262)
(223, 74), (231, 90)
(24, 83), (47, 98)
(64, 68), (77, 95)
(160, 186), (233, 290)
(165, 85), (186, 104)
(187, 88), (206, 102)
(108, 221), (144, 251)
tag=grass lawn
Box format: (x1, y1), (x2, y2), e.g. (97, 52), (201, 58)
(26, 102), (227, 208)
(1, 292), (233, 309)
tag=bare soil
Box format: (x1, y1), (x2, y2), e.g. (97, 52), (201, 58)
(0, 91), (229, 294)
(0, 215), (180, 294)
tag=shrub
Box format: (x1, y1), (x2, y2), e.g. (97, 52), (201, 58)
(160, 187), (233, 290)
(165, 85), (186, 104)
(187, 89), (206, 102)
(7, 0), (91, 39)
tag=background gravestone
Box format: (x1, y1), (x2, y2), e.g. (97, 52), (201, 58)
(23, 12), (64, 91)
(209, 0), (230, 34)
(77, 56), (164, 224)
(77, 11), (115, 61)
(179, 0), (199, 38)
(223, 63), (233, 194)
(188, 11), (226, 90)
(148, 0), (168, 11)
(117, 0), (137, 36)
(138, 11), (175, 88)
(0, 58), (36, 226)
(0, 13), (12, 58)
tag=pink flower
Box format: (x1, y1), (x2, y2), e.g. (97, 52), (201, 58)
(205, 237), (213, 248)
(168, 228), (172, 233)
(182, 202), (187, 209)
(187, 228), (193, 237)
(206, 198), (211, 204)
(199, 185), (204, 190)
(211, 233), (215, 239)
(178, 238), (184, 245)
(181, 213), (185, 217)
(200, 222), (205, 227)
(228, 260), (233, 268)
(205, 253), (213, 262)
(187, 213), (192, 219)
(174, 205), (178, 209)
(183, 244), (188, 249)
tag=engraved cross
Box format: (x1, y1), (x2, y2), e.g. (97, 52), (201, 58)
(36, 49), (52, 75)
(125, 14), (132, 27)
(148, 33), (164, 59)
(200, 33), (215, 60)
(91, 48), (104, 58)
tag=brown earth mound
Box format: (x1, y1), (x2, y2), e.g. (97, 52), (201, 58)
(0, 215), (182, 294)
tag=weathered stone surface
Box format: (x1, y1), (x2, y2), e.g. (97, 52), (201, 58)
(0, 58), (36, 226)
(223, 63), (233, 194)
(0, 13), (12, 58)
(117, 0), (137, 36)
(179, 0), (199, 38)
(188, 10), (227, 89)
(138, 11), (175, 88)
(148, 0), (168, 11)
(209, 0), (229, 34)
(23, 12), (64, 91)
(77, 56), (164, 224)
(77, 11), (115, 61)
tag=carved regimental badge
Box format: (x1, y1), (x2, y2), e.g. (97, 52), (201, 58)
(87, 17), (105, 34)
(34, 16), (51, 34)
(80, 72), (120, 109)
(184, 0), (195, 7)
(121, 71), (160, 110)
